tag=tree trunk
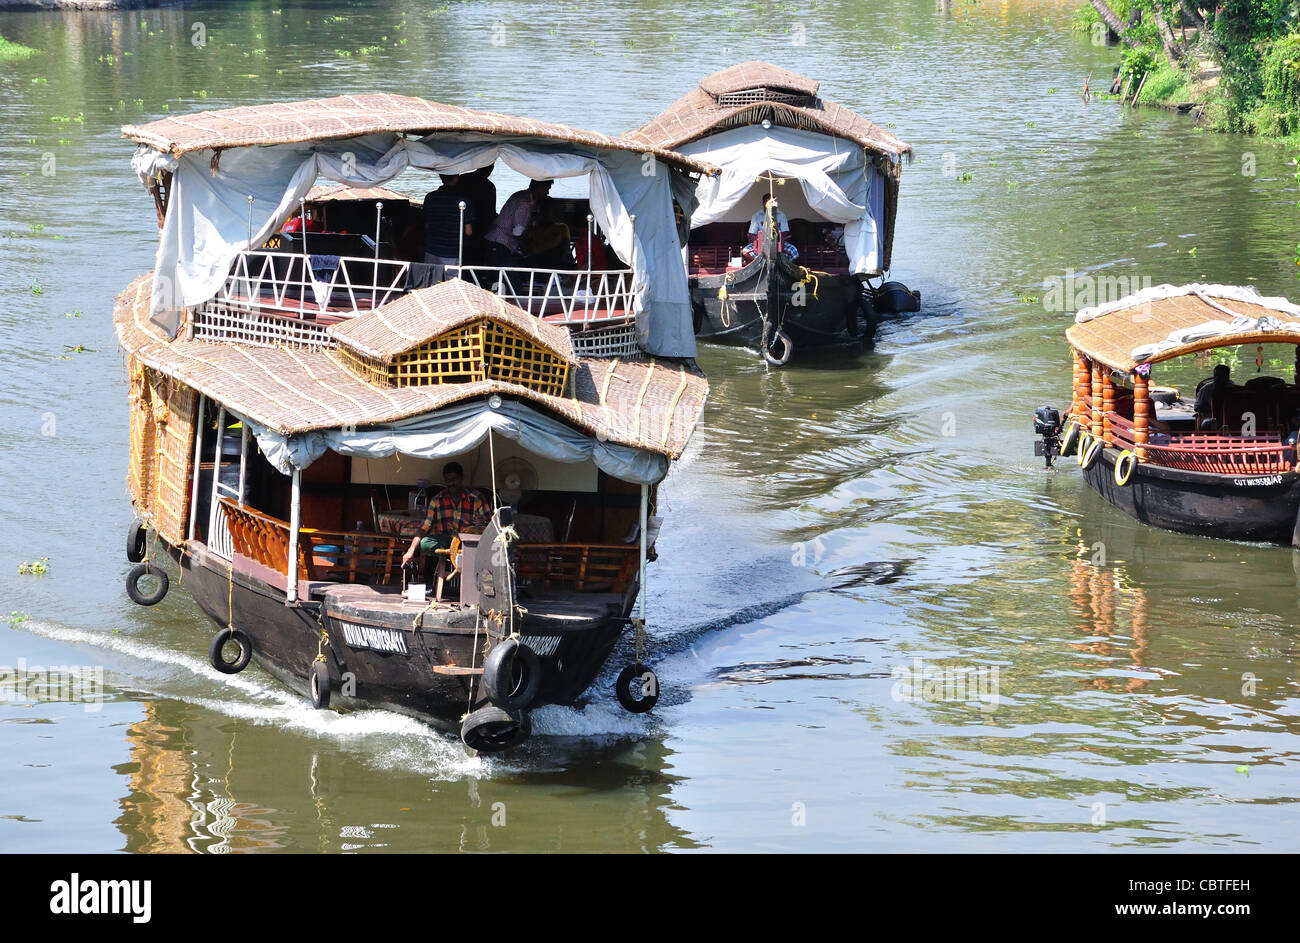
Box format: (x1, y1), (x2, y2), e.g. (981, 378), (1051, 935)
(1089, 0), (1141, 49)
(1180, 1), (1206, 31)
(1154, 10), (1186, 65)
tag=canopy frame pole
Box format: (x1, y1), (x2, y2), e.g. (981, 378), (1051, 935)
(187, 395), (206, 542)
(1101, 369), (1114, 446)
(208, 406), (226, 542)
(585, 213), (594, 323)
(1133, 370), (1150, 462)
(638, 483), (648, 625)
(1090, 361), (1102, 438)
(373, 200), (384, 307)
(237, 421), (249, 505)
(286, 468), (302, 604)
(298, 197), (309, 317)
(457, 200), (466, 270)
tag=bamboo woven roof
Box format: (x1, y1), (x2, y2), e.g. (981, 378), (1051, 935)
(626, 62), (913, 160)
(122, 93), (718, 174)
(330, 280), (575, 363)
(114, 274), (707, 457)
(304, 183), (418, 204)
(1067, 284), (1300, 372)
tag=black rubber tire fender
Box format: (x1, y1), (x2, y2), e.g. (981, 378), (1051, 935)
(460, 705), (532, 753)
(127, 521), (147, 563)
(616, 662), (660, 714)
(126, 562), (169, 606)
(209, 627), (253, 674)
(762, 327), (793, 367)
(309, 659), (332, 709)
(482, 637), (542, 711)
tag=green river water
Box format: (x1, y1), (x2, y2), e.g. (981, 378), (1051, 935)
(0, 0), (1297, 852)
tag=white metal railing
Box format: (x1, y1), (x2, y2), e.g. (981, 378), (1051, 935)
(220, 250), (410, 317)
(192, 298), (336, 351)
(209, 492), (235, 561)
(449, 266), (635, 325)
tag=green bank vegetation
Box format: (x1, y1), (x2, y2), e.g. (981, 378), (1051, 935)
(0, 35), (39, 62)
(1078, 1), (1300, 140)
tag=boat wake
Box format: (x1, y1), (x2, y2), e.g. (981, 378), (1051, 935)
(16, 618), (484, 779)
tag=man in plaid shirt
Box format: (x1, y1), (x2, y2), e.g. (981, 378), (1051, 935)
(401, 462), (491, 567)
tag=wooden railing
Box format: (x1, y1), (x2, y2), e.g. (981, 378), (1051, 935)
(1104, 413), (1293, 475)
(219, 499), (402, 584)
(219, 499), (638, 592)
(514, 543), (639, 594)
(220, 499), (304, 578)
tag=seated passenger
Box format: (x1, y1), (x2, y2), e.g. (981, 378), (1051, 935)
(742, 193), (799, 262)
(485, 179), (552, 265)
(400, 462), (490, 569)
(281, 205), (323, 233)
(1194, 364), (1237, 429)
(422, 174), (476, 267)
(521, 196), (574, 269)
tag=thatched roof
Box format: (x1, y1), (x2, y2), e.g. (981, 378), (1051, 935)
(122, 93), (717, 174)
(626, 62), (912, 161)
(1067, 284), (1300, 372)
(304, 183), (418, 204)
(330, 280), (575, 363)
(114, 274), (707, 457)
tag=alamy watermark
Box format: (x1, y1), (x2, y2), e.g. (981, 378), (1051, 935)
(890, 657), (1000, 712)
(1042, 270), (1154, 314)
(0, 659), (105, 712)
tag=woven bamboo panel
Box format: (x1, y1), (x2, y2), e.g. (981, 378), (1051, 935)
(627, 61), (911, 158)
(481, 321), (569, 395)
(115, 272), (710, 458)
(152, 378), (197, 545)
(389, 322), (488, 387)
(126, 357), (156, 515)
(338, 318), (570, 394)
(1067, 293), (1300, 371)
(120, 93), (715, 174)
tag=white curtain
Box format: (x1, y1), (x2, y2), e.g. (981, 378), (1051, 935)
(240, 397), (669, 485)
(134, 131), (697, 357)
(674, 125), (886, 275)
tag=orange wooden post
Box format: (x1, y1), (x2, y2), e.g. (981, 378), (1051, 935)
(1101, 369), (1114, 445)
(1133, 370), (1150, 462)
(1091, 361), (1102, 437)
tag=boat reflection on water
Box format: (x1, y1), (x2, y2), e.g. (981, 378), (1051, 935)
(113, 698), (697, 853)
(1059, 514), (1300, 711)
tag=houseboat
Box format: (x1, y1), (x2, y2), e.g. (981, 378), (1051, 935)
(116, 94), (712, 752)
(1042, 283), (1300, 544)
(627, 62), (918, 365)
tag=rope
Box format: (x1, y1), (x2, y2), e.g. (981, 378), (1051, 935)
(463, 608), (482, 721)
(226, 562), (234, 631)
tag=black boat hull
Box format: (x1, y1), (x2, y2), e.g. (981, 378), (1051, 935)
(1082, 446), (1300, 543)
(690, 254), (875, 353)
(171, 542), (631, 728)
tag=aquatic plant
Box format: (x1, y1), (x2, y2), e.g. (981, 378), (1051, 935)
(18, 558), (49, 576)
(0, 35), (39, 62)
(9, 611), (28, 626)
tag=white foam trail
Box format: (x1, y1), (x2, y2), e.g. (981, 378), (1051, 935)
(20, 619), (289, 702)
(20, 619), (486, 778)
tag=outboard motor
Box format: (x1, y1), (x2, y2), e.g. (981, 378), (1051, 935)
(873, 280), (921, 314)
(1033, 406), (1062, 468)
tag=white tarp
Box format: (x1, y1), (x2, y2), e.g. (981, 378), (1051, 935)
(241, 397), (670, 485)
(134, 131), (697, 357)
(673, 125), (886, 275)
